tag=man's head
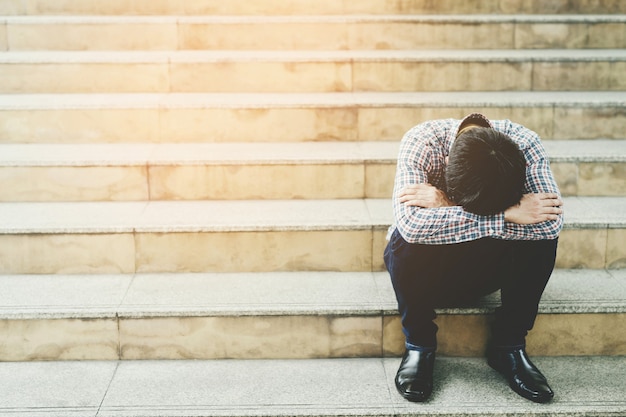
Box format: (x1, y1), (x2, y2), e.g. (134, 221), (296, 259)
(445, 126), (526, 216)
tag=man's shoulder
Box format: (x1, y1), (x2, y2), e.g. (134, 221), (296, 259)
(403, 118), (456, 143)
(491, 119), (541, 150)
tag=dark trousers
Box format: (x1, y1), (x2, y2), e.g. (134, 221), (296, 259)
(384, 229), (558, 349)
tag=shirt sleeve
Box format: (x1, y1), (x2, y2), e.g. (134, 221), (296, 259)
(392, 122), (506, 245)
(499, 123), (563, 241)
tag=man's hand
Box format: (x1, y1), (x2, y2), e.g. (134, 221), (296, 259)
(399, 183), (455, 208)
(504, 193), (563, 224)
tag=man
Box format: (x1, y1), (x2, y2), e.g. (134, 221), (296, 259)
(384, 113), (563, 403)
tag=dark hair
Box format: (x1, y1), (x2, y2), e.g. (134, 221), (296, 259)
(445, 127), (526, 215)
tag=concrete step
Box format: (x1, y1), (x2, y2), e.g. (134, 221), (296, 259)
(3, 0), (626, 16)
(1, 356), (624, 416)
(3, 49), (626, 93)
(1, 92), (625, 143)
(0, 269), (624, 361)
(2, 15), (625, 51)
(1, 140), (625, 201)
(0, 197), (624, 274)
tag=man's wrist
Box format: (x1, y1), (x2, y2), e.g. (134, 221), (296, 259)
(504, 206), (512, 223)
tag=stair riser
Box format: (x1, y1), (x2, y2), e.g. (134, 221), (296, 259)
(0, 231), (379, 274)
(4, 21), (626, 51)
(2, 106), (625, 143)
(0, 164), (379, 201)
(3, 0), (626, 15)
(3, 60), (626, 93)
(0, 228), (622, 274)
(1, 161), (623, 202)
(1, 312), (624, 361)
(385, 313), (626, 357)
(554, 163), (626, 197)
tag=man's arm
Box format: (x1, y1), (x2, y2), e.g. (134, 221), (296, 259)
(500, 129), (564, 240)
(396, 183), (563, 243)
(393, 121), (563, 244)
(392, 123), (506, 245)
(394, 184), (506, 245)
(499, 174), (563, 239)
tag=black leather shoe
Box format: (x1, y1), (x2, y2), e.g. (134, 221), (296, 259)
(395, 349), (435, 402)
(487, 347), (554, 403)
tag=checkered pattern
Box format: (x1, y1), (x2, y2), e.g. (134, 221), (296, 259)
(388, 117), (563, 245)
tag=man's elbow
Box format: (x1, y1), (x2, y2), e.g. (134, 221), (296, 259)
(396, 222), (420, 244)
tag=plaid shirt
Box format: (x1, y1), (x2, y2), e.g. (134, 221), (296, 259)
(388, 117), (563, 245)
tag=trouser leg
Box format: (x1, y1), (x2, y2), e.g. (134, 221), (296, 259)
(384, 230), (558, 350)
(491, 239), (558, 347)
(384, 230), (511, 349)
(384, 230), (438, 348)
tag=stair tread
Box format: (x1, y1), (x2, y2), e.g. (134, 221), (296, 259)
(0, 269), (624, 320)
(4, 14), (626, 23)
(4, 49), (626, 63)
(4, 0), (626, 16)
(2, 91), (625, 109)
(0, 356), (624, 416)
(0, 140), (625, 166)
(0, 197), (623, 234)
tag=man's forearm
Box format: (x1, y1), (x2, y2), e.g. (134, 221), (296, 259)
(504, 193), (563, 225)
(394, 203), (506, 245)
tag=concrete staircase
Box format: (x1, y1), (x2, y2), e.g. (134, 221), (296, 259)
(1, 0), (625, 415)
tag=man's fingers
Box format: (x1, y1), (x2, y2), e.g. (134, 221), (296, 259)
(400, 184), (433, 199)
(399, 184), (441, 208)
(538, 193), (562, 204)
(540, 202), (563, 210)
(546, 208), (563, 217)
(536, 194), (563, 207)
(550, 197), (563, 206)
(399, 192), (424, 203)
(403, 199), (423, 207)
(538, 205), (563, 221)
